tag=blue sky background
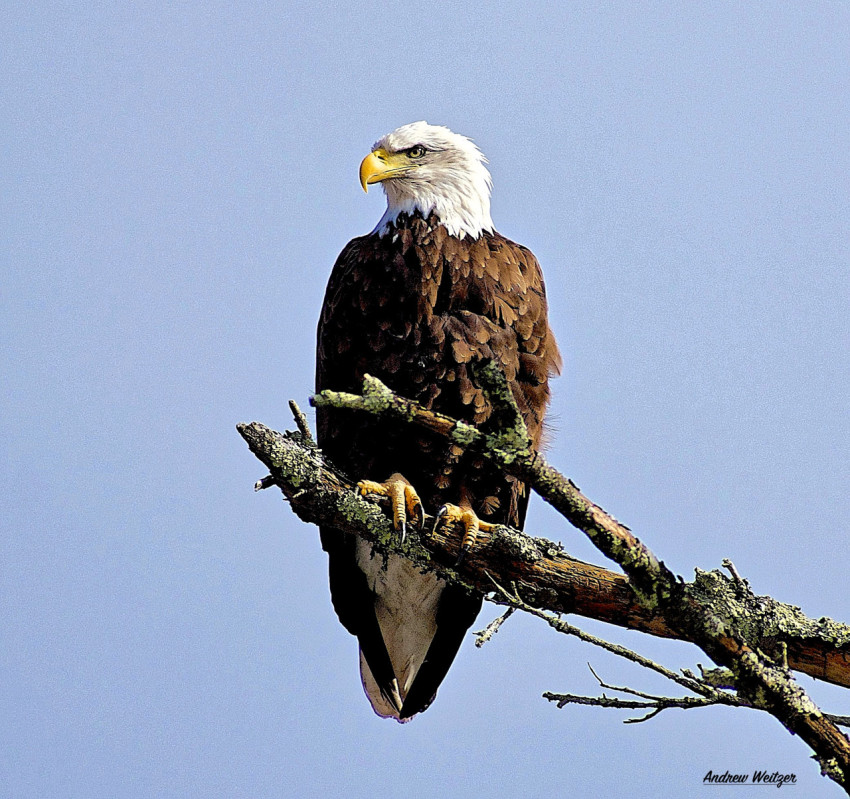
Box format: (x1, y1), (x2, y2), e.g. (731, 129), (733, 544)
(3, 2), (849, 797)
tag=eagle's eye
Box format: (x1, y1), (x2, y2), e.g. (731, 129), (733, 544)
(407, 145), (426, 159)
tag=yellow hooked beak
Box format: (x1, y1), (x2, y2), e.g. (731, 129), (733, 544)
(359, 148), (411, 192)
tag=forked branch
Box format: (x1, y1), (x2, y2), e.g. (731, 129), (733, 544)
(239, 368), (850, 792)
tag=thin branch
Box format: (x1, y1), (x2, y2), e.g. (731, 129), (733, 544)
(254, 474), (277, 492)
(474, 607), (515, 648)
(288, 400), (315, 446)
(486, 574), (714, 698)
(487, 579), (764, 724)
(686, 665), (737, 690)
(542, 690), (722, 724)
(544, 683), (850, 729)
(587, 662), (681, 702)
(722, 558), (748, 590)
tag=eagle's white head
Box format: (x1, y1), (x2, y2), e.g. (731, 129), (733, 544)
(360, 121), (494, 240)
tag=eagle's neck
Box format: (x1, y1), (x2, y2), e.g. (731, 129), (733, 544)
(377, 211), (491, 250)
(372, 170), (494, 241)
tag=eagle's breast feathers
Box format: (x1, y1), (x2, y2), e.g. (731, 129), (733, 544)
(317, 212), (559, 523)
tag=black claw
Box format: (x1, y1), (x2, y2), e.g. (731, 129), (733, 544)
(399, 521), (407, 545)
(413, 502), (425, 532)
(454, 547), (469, 568)
(431, 505), (448, 537)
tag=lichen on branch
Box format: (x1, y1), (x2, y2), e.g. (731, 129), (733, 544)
(240, 373), (850, 793)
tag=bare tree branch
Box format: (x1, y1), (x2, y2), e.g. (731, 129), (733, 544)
(307, 365), (850, 791)
(544, 690), (722, 723)
(237, 418), (850, 690)
(474, 607), (515, 648)
(239, 370), (850, 792)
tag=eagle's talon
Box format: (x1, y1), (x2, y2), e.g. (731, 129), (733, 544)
(431, 504), (449, 537)
(412, 497), (425, 532)
(432, 503), (496, 565)
(356, 476), (423, 543)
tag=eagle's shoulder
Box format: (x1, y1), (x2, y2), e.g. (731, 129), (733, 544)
(320, 233), (376, 303)
(316, 234), (371, 391)
(475, 231), (557, 343)
(482, 231), (545, 286)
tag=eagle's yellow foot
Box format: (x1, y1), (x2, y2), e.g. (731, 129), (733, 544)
(356, 475), (424, 543)
(432, 504), (496, 566)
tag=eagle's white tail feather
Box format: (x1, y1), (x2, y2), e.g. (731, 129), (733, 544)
(355, 542), (445, 718)
(358, 652), (406, 720)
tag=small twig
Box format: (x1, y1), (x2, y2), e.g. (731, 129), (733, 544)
(630, 707), (665, 724)
(682, 665), (736, 690)
(722, 558), (742, 583)
(587, 663), (670, 702)
(474, 607), (515, 648)
(542, 691), (719, 723)
(289, 400), (315, 446)
(722, 558), (747, 589)
(254, 475), (277, 491)
(548, 661), (755, 724)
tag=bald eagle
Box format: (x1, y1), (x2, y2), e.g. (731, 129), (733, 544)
(316, 122), (560, 721)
